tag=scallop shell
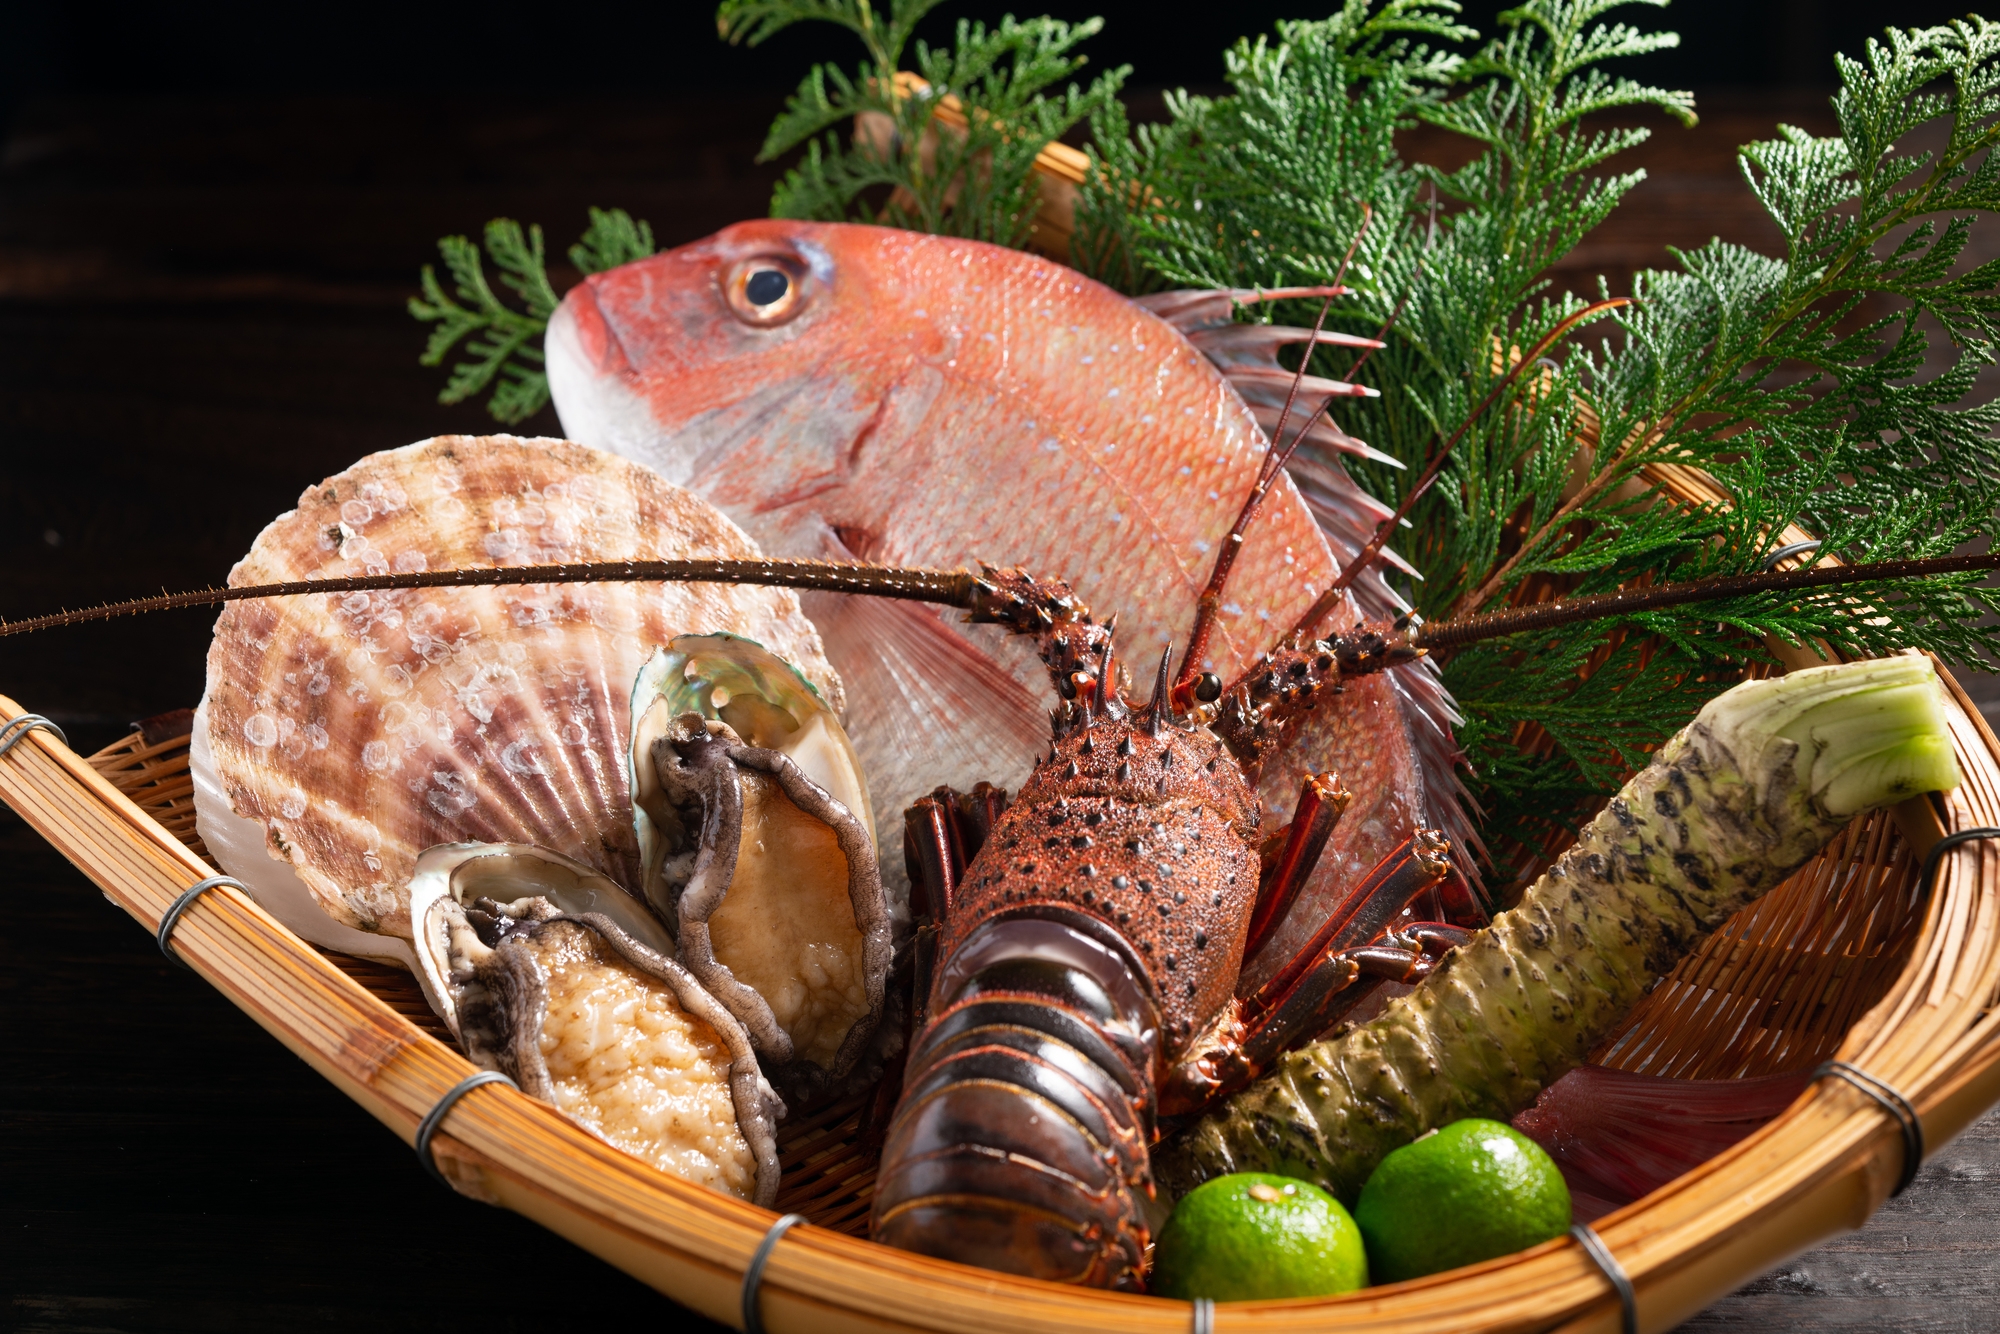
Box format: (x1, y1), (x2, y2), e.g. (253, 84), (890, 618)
(191, 435), (841, 959)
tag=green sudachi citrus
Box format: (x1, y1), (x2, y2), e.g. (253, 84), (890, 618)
(1150, 1172), (1368, 1300)
(1354, 1118), (1572, 1282)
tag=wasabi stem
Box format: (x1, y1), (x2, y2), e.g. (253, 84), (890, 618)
(1156, 658), (1961, 1204)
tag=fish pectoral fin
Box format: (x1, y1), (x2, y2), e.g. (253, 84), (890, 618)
(800, 588), (1050, 843)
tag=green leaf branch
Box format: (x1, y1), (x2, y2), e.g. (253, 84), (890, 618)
(1073, 1), (2000, 866)
(406, 3), (2000, 867)
(722, 0), (1128, 247)
(409, 208), (655, 424)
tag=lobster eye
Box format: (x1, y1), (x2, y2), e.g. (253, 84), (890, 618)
(1194, 673), (1223, 703)
(725, 258), (807, 326)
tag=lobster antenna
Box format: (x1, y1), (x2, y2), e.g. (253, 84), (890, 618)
(1296, 297), (1631, 638)
(1175, 212), (1381, 707)
(1410, 549), (2000, 652)
(1341, 187), (1437, 384)
(0, 558), (977, 639)
(1262, 205), (1371, 463)
(7, 549), (1993, 656)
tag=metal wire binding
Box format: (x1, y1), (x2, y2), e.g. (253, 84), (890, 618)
(1813, 1060), (1925, 1196)
(0, 712), (67, 757)
(1191, 1295), (1216, 1334)
(156, 875), (248, 966)
(1916, 827), (2000, 907)
(1569, 1223), (1637, 1334)
(415, 1070), (519, 1191)
(1758, 538), (1823, 572)
(1813, 827), (2000, 1196)
(741, 1212), (807, 1334)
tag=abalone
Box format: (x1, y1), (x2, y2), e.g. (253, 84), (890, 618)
(631, 635), (891, 1107)
(407, 842), (781, 1204)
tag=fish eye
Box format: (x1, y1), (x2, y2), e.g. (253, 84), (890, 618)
(725, 258), (807, 326)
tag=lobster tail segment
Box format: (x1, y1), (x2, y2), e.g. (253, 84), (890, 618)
(870, 918), (1162, 1288)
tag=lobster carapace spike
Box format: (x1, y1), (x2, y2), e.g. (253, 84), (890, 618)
(1143, 640), (1176, 737)
(1095, 618), (1118, 714)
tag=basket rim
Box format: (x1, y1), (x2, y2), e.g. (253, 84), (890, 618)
(5, 664), (2000, 1334)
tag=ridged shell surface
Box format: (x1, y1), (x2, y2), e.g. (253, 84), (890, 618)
(197, 435), (840, 946)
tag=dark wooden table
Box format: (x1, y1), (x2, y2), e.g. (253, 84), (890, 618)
(2, 89), (1995, 1332)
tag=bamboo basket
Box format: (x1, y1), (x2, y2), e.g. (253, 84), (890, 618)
(7, 585), (2000, 1331)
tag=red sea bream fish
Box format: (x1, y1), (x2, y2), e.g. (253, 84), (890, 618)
(544, 220), (1470, 976)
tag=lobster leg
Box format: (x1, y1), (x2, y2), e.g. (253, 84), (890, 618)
(1245, 771), (1352, 963)
(1432, 865), (1492, 930)
(1161, 833), (1453, 1116)
(1243, 827), (1452, 1011)
(903, 792), (962, 1044)
(901, 784), (1012, 1034)
(865, 785), (1014, 1146)
(1396, 922), (1474, 957)
(1226, 944), (1422, 1083)
(1229, 937), (1460, 1078)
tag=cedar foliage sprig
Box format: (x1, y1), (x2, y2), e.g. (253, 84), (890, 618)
(1074, 0), (1472, 292)
(409, 208), (655, 423)
(404, 4), (2000, 869)
(1084, 2), (2000, 865)
(1436, 16), (2000, 857)
(719, 0), (1128, 245)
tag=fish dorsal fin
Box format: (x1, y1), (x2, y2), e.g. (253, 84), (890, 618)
(1136, 288), (1412, 580)
(1136, 285), (1357, 334)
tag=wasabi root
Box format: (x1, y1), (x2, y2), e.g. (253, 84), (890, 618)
(1156, 657), (1961, 1203)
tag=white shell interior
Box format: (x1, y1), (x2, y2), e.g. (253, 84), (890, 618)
(191, 698), (417, 968)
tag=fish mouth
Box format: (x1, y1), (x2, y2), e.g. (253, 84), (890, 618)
(549, 278), (634, 380)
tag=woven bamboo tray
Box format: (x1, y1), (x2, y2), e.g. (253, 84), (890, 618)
(7, 644), (2000, 1332)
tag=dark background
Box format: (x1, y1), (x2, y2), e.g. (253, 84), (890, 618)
(3, 2), (1997, 1331)
(0, 1), (1966, 108)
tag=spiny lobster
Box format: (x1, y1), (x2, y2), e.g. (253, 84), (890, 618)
(872, 553), (1467, 1287)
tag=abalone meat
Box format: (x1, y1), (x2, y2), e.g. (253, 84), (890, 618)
(407, 842), (781, 1204)
(631, 635), (891, 1106)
